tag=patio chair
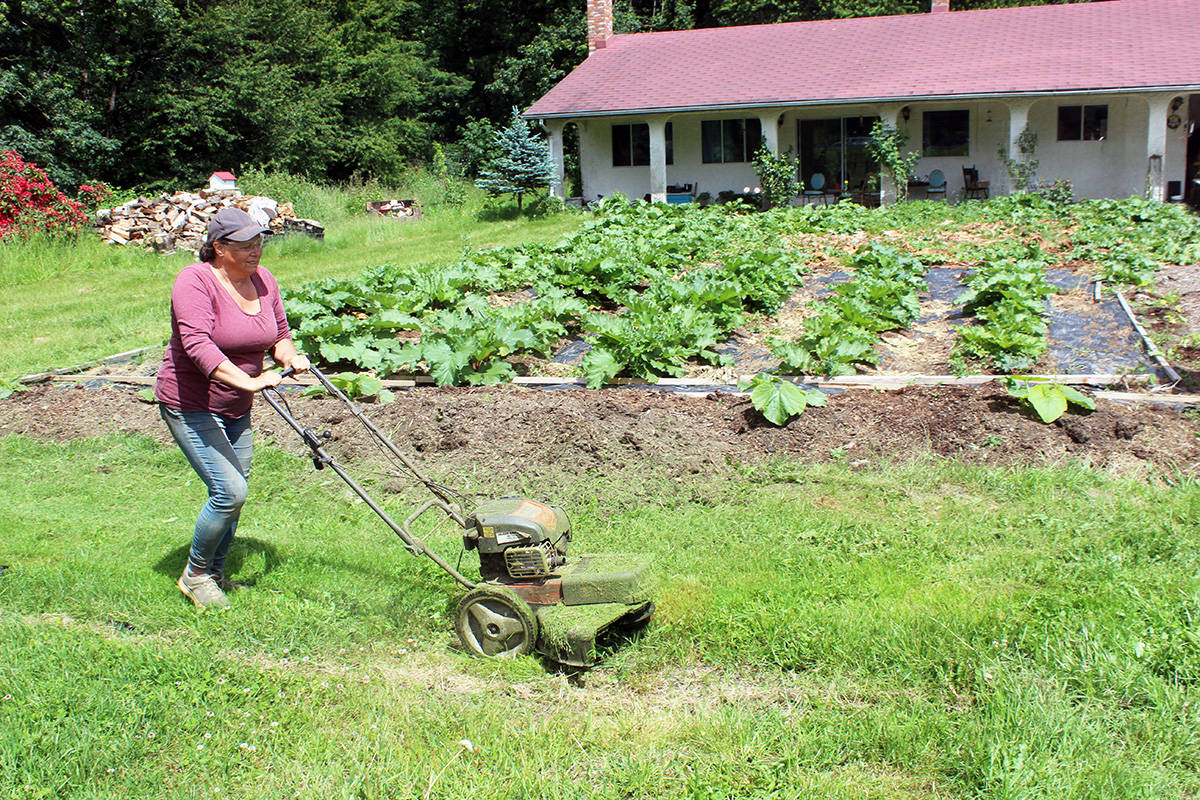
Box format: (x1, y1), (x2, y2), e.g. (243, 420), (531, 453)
(802, 173), (828, 206)
(962, 166), (990, 200)
(925, 169), (947, 201)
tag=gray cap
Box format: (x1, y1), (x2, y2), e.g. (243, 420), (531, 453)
(207, 207), (270, 243)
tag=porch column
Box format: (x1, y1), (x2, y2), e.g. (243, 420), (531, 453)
(758, 112), (781, 153)
(1146, 94), (1173, 202)
(545, 119), (566, 200)
(648, 118), (668, 203)
(876, 103), (909, 204)
(1005, 100), (1034, 193)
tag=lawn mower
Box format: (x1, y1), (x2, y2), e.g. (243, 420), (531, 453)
(260, 365), (655, 667)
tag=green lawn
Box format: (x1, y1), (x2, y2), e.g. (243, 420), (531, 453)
(2, 196), (1199, 799)
(1, 432), (1197, 798)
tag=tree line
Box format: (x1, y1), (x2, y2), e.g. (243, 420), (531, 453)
(0, 0), (1096, 190)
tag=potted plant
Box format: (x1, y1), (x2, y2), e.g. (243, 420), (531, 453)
(861, 175), (881, 207)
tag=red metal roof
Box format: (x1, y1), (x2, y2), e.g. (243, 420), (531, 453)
(526, 0), (1200, 118)
(210, 171), (236, 180)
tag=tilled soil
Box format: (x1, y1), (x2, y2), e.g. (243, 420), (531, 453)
(3, 382), (1197, 506)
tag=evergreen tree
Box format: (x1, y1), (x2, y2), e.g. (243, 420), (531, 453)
(475, 109), (552, 211)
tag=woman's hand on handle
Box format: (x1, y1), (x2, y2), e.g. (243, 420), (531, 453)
(286, 354), (311, 374)
(256, 371), (283, 391)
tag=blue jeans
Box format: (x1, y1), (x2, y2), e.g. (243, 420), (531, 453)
(160, 405), (253, 574)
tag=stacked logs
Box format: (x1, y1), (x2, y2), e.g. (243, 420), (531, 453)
(95, 188), (324, 254)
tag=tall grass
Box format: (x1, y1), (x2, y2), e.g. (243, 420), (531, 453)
(1, 431), (1197, 798)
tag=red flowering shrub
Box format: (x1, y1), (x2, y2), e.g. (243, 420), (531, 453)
(0, 150), (87, 239)
(75, 181), (115, 215)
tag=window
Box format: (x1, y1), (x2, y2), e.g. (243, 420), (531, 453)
(922, 109), (970, 157)
(1057, 105), (1107, 141)
(701, 118), (763, 163)
(611, 123), (673, 167)
(799, 116), (879, 190)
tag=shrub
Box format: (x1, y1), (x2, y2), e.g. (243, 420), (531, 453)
(75, 181), (115, 215)
(1031, 178), (1074, 206)
(751, 140), (799, 210)
(0, 151), (87, 239)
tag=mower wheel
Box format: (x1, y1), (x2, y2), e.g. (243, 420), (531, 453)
(454, 587), (539, 658)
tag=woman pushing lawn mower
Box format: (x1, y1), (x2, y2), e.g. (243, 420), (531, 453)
(151, 211), (654, 662)
(155, 207), (309, 610)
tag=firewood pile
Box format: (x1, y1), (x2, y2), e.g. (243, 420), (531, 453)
(94, 188), (324, 254)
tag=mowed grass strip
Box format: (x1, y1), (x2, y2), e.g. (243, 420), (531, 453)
(2, 431), (1197, 798)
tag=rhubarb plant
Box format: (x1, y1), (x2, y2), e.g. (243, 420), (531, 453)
(952, 258), (1055, 373)
(770, 243), (927, 376)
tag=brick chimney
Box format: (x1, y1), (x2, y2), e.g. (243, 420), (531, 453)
(587, 0), (613, 52)
(931, 0), (950, 11)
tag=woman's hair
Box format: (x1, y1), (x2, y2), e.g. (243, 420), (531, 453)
(198, 239), (218, 263)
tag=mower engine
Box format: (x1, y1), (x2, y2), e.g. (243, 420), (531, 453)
(462, 497), (571, 581)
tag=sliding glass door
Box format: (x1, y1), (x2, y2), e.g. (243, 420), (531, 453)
(798, 116), (879, 191)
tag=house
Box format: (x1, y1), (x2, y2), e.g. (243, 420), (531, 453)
(525, 0), (1200, 205)
(208, 171), (237, 191)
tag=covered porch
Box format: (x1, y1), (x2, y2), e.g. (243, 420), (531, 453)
(541, 91), (1195, 206)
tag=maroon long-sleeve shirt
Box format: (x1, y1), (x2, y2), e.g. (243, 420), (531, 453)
(155, 262), (291, 417)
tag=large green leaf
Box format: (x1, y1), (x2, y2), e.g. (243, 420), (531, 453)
(1059, 384), (1096, 411)
(1026, 383), (1068, 423)
(739, 374), (826, 426)
(582, 348), (622, 389)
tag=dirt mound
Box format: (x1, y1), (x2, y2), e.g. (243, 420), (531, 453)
(3, 382), (1197, 503)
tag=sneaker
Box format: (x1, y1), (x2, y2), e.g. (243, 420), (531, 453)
(213, 571), (245, 593)
(178, 567), (231, 610)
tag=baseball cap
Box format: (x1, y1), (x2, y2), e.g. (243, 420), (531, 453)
(207, 207), (270, 243)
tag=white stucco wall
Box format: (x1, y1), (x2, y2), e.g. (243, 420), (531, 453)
(903, 102), (1009, 200)
(570, 92), (1192, 204)
(578, 113), (768, 201)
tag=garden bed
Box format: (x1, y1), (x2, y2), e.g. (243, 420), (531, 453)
(275, 197), (1200, 392)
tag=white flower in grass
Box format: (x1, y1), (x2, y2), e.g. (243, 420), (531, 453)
(216, 678), (226, 685)
(205, 711), (215, 718)
(204, 732), (212, 739)
(458, 739), (475, 753)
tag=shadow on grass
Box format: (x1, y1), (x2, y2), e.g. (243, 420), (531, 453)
(474, 195), (561, 223)
(153, 536), (281, 587)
